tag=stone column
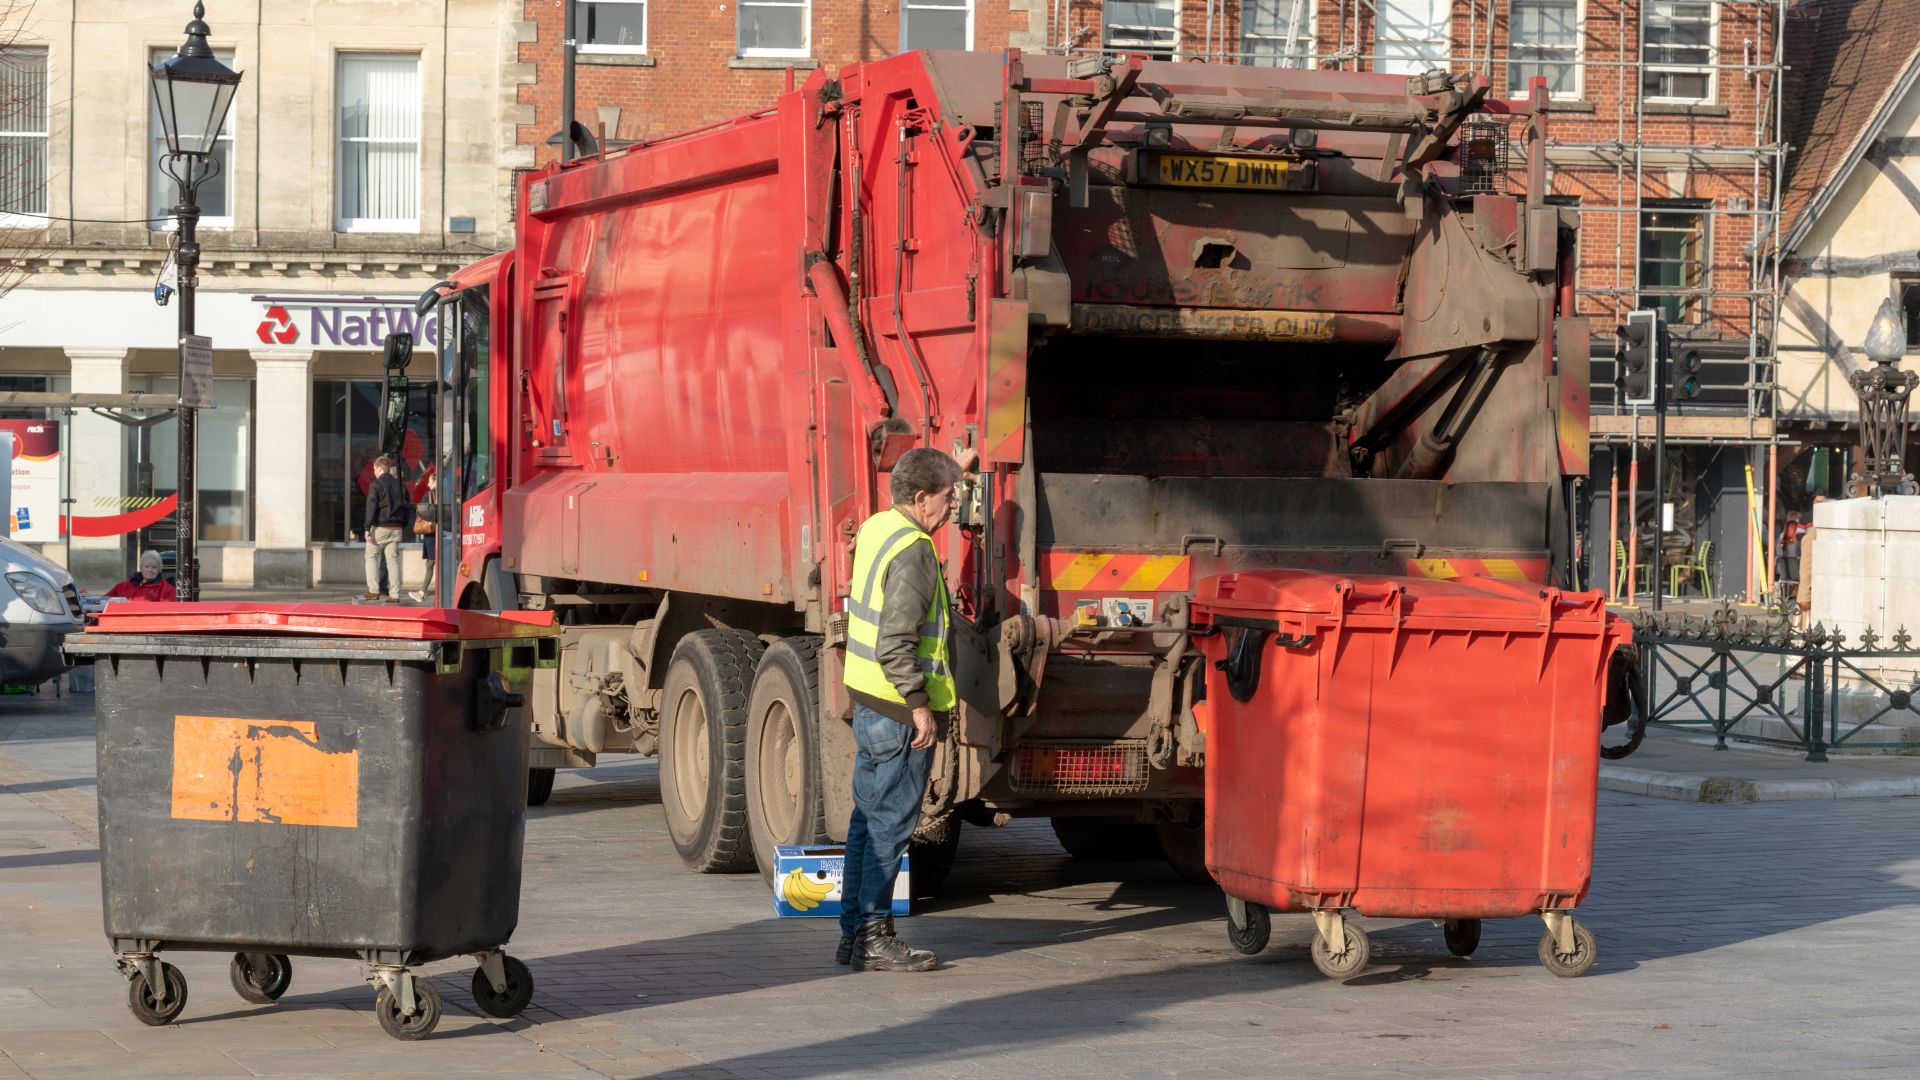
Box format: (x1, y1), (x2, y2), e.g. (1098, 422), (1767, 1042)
(250, 349), (315, 588)
(64, 348), (130, 589)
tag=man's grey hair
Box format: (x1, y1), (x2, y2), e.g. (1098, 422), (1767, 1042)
(139, 549), (163, 565)
(890, 448), (961, 505)
(373, 454), (395, 472)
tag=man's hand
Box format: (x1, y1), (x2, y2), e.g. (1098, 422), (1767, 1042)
(910, 707), (937, 749)
(955, 446), (979, 474)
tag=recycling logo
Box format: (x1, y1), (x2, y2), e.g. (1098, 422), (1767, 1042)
(256, 305), (299, 345)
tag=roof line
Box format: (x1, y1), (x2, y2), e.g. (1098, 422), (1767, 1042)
(1782, 38), (1920, 255)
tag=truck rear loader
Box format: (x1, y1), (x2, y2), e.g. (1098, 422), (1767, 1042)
(395, 50), (1592, 887)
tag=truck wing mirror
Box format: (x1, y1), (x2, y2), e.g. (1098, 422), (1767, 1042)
(382, 331), (414, 373)
(380, 374), (411, 457)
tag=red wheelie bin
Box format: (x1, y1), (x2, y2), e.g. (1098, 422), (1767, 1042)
(1189, 570), (1629, 980)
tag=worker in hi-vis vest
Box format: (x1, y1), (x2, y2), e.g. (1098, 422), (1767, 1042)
(836, 445), (975, 972)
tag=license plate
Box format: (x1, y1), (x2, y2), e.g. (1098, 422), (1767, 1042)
(1153, 153), (1291, 190)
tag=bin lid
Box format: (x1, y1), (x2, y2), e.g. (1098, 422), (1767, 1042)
(1190, 569), (1612, 633)
(88, 602), (557, 641)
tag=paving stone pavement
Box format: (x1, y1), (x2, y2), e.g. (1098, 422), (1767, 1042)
(3, 691), (1918, 1079)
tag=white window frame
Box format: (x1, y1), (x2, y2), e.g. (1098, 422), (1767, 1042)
(0, 46), (49, 228)
(1642, 0), (1717, 105)
(149, 46), (236, 231)
(1240, 0), (1314, 69)
(901, 0), (972, 52)
(1508, 0), (1584, 101)
(1103, 0), (1179, 61)
(335, 52), (422, 234)
(576, 0), (648, 56)
(737, 0), (811, 58)
(1373, 0), (1450, 76)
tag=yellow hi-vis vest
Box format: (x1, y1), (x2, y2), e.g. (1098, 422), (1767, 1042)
(843, 507), (955, 712)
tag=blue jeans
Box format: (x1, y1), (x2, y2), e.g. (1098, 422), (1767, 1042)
(839, 704), (934, 936)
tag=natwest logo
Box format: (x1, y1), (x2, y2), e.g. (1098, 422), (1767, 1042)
(251, 295), (441, 350)
(257, 305), (299, 345)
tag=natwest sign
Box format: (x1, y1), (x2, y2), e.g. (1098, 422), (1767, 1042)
(250, 294), (441, 348)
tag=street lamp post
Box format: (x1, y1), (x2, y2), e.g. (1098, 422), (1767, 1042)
(150, 3), (241, 602)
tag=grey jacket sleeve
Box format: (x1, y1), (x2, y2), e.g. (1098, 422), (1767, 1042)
(877, 541), (941, 710)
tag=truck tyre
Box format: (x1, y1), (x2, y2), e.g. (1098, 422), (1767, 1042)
(526, 767), (556, 807)
(658, 628), (765, 873)
(1155, 815), (1213, 885)
(909, 824), (962, 896)
(745, 637), (830, 884)
(1049, 817), (1158, 862)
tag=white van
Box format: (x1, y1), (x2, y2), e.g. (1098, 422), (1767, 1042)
(0, 537), (84, 687)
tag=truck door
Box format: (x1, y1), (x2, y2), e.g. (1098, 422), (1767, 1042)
(434, 284), (494, 604)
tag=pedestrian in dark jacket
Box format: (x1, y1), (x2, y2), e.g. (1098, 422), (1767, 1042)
(360, 455), (411, 602)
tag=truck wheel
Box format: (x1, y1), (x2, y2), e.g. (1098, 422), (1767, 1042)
(658, 629), (765, 873)
(1049, 817), (1157, 862)
(526, 767), (556, 807)
(1154, 816), (1213, 885)
(908, 822), (963, 897)
(745, 637), (830, 885)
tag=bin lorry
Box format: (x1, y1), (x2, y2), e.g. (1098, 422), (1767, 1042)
(390, 49), (1593, 887)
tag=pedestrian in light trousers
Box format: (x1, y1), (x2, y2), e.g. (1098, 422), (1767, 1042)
(835, 444), (975, 972)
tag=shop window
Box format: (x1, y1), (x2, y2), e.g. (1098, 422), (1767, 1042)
(0, 47), (48, 223)
(1104, 0), (1177, 60)
(1643, 1), (1714, 103)
(738, 0), (809, 57)
(337, 53), (421, 232)
(149, 47), (234, 228)
(311, 378), (432, 543)
(1638, 202), (1708, 325)
(127, 376), (253, 542)
(1510, 0), (1581, 99)
(1374, 0), (1448, 76)
(1241, 0), (1311, 68)
(902, 0), (970, 51)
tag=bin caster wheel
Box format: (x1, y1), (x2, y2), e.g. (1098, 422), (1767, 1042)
(1538, 920), (1598, 978)
(1310, 925), (1370, 980)
(127, 962), (188, 1026)
(471, 955), (535, 1018)
(229, 952), (292, 1004)
(1442, 919), (1482, 958)
(375, 978), (442, 1040)
(1225, 898), (1271, 956)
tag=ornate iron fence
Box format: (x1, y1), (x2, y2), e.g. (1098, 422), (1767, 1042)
(1631, 607), (1920, 762)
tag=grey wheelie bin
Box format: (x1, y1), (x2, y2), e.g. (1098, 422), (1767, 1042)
(66, 603), (559, 1040)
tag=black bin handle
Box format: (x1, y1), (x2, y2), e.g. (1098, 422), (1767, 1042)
(473, 671), (524, 731)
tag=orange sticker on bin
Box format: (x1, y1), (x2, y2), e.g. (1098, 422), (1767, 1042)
(171, 715), (359, 829)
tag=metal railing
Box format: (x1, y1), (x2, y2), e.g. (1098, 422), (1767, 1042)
(1633, 608), (1920, 761)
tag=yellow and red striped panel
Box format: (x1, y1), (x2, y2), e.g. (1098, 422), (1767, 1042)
(1042, 552), (1192, 593)
(1405, 557), (1548, 583)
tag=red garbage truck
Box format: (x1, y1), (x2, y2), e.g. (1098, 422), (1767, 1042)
(389, 49), (1595, 889)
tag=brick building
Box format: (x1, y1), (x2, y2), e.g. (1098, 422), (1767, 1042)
(519, 0), (1792, 598)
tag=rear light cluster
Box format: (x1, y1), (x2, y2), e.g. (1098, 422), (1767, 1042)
(1010, 740), (1149, 796)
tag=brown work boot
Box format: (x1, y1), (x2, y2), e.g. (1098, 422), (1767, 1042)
(852, 919), (936, 972)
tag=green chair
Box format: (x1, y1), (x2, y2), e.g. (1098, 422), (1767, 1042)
(1669, 540), (1712, 599)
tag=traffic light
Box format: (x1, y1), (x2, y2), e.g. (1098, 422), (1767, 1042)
(1619, 309), (1662, 406)
(1671, 345), (1702, 400)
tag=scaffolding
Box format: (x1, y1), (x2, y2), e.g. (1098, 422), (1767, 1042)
(1042, 0), (1793, 602)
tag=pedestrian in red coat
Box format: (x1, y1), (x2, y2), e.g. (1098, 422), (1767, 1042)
(105, 550), (177, 602)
